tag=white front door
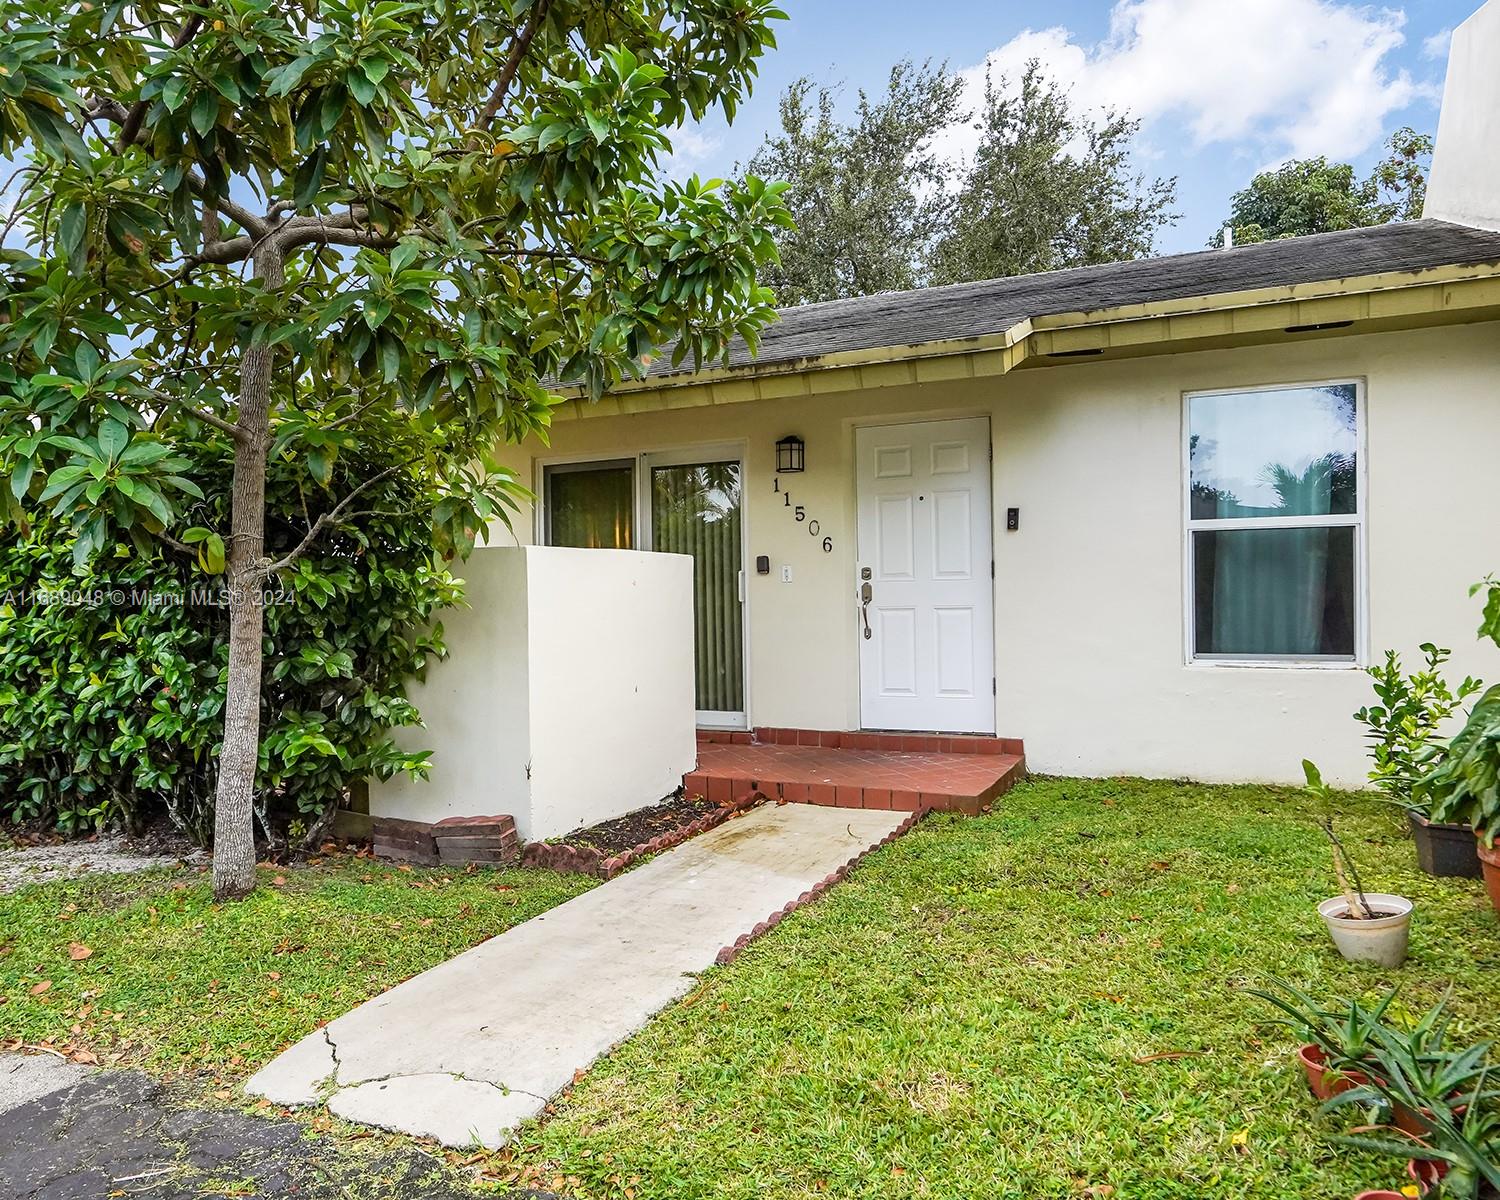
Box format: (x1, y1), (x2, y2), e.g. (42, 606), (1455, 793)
(855, 417), (995, 734)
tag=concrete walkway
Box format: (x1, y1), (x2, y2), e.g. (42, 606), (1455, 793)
(248, 803), (909, 1148)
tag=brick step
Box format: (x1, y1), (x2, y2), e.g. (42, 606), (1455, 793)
(685, 735), (1026, 817)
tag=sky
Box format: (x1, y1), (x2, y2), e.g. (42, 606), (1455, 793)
(665, 0), (1477, 255)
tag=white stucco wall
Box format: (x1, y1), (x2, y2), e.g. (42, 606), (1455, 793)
(369, 545), (697, 840)
(523, 546), (697, 839)
(1425, 1), (1500, 231)
(494, 320), (1500, 788)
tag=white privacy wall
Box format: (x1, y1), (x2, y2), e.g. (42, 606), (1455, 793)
(369, 545), (697, 841)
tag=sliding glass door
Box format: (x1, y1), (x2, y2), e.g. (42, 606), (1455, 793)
(541, 449), (746, 727)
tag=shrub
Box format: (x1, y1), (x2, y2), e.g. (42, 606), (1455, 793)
(1354, 643), (1481, 809)
(0, 424), (463, 844)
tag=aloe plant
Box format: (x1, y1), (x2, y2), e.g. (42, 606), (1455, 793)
(1246, 979), (1397, 1068)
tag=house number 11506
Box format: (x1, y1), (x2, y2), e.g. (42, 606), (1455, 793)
(773, 478), (833, 552)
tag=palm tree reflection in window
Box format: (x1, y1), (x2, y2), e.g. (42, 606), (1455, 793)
(652, 462), (744, 713)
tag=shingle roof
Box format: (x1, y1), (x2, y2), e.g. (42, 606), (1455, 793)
(644, 219), (1500, 382)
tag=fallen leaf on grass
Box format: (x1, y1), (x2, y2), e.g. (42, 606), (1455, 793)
(1131, 1051), (1207, 1064)
(1231, 1128), (1250, 1152)
(68, 943), (93, 961)
(30, 980), (52, 995)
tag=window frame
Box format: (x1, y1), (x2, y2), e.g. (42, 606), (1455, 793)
(1181, 377), (1368, 669)
(541, 457), (638, 549)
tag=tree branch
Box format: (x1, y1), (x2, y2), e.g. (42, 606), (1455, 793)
(277, 205), (397, 252)
(144, 386), (250, 444)
(116, 15), (204, 152)
(259, 465), (403, 575)
(475, 0), (553, 131)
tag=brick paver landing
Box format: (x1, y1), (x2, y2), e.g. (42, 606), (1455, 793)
(686, 736), (1025, 815)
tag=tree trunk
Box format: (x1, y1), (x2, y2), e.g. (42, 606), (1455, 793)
(211, 246), (282, 901)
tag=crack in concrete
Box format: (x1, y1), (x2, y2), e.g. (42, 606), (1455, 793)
(319, 1061), (549, 1108)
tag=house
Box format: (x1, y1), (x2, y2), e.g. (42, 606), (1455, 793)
(373, 3), (1500, 837)
(500, 4), (1500, 792)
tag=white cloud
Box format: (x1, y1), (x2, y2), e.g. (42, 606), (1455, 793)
(660, 124), (723, 180)
(936, 0), (1430, 171)
(1421, 27), (1452, 60)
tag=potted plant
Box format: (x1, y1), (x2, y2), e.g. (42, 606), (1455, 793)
(1339, 1081), (1500, 1198)
(1414, 578), (1500, 914)
(1246, 979), (1395, 1100)
(1303, 761), (1415, 966)
(1356, 644), (1483, 879)
(1323, 994), (1495, 1138)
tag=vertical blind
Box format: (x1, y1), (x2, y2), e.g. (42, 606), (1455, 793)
(651, 463), (744, 713)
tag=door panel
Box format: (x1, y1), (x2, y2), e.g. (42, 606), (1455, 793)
(856, 418), (995, 734)
(648, 458), (746, 727)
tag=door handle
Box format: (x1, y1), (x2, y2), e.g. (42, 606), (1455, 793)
(859, 580), (873, 640)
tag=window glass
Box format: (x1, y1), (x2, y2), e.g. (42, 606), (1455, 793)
(1192, 527), (1356, 658)
(1189, 383), (1357, 520)
(545, 463), (634, 549)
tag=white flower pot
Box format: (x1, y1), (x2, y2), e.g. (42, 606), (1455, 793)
(1316, 893), (1413, 967)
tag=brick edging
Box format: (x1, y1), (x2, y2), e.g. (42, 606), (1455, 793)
(521, 792), (764, 880)
(712, 806), (926, 967)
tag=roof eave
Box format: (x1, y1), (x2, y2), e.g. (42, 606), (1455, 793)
(550, 262), (1500, 421)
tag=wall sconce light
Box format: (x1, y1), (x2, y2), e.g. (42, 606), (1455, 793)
(775, 435), (805, 474)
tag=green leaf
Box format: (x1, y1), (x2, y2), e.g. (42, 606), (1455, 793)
(348, 69), (377, 107)
(292, 146), (328, 210)
(190, 89), (218, 136)
(74, 340), (101, 380)
(9, 458), (35, 501)
(201, 533), (226, 575)
(130, 481), (173, 525)
(117, 441), (173, 468)
(162, 77), (189, 112)
(97, 419), (129, 462)
(58, 204), (87, 263)
(389, 241), (420, 274)
(379, 335), (401, 383)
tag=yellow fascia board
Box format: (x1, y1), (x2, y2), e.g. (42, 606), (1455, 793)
(550, 264), (1500, 418)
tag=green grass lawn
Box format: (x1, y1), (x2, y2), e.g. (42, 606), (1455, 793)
(0, 853), (593, 1081)
(503, 777), (1499, 1200)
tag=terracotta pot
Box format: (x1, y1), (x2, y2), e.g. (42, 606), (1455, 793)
(1408, 1159), (1448, 1196)
(1354, 1192), (1409, 1200)
(1478, 836), (1500, 914)
(1297, 1044), (1370, 1101)
(1393, 1101), (1467, 1138)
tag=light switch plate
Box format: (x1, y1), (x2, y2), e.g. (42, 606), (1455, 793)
(780, 564), (793, 583)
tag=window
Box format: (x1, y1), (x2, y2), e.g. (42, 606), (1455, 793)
(1186, 381), (1362, 663)
(543, 460), (635, 549)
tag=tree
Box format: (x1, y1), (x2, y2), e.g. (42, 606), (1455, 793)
(747, 58), (1176, 303)
(1213, 127), (1433, 246)
(745, 60), (964, 305)
(928, 62), (1177, 285)
(0, 0), (791, 899)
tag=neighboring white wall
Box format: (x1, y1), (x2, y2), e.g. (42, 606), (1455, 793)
(1424, 1), (1500, 230)
(370, 545), (697, 840)
(496, 321), (1500, 788)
